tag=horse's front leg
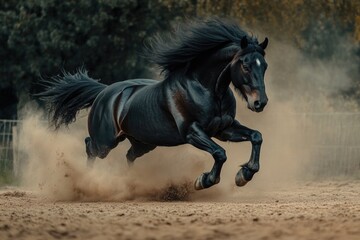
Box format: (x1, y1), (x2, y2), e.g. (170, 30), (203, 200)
(186, 122), (227, 190)
(216, 120), (262, 187)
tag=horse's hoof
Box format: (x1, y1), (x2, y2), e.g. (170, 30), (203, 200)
(194, 173), (206, 190)
(194, 173), (219, 190)
(235, 168), (248, 187)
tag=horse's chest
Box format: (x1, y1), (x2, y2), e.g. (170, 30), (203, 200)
(205, 114), (234, 136)
(204, 96), (235, 135)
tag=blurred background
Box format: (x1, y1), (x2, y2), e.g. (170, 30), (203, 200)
(1, 0), (359, 117)
(0, 0), (359, 185)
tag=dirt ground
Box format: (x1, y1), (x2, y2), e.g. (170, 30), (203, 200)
(0, 180), (359, 240)
(1, 114), (357, 240)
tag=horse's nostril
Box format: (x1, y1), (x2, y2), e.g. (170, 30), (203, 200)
(254, 100), (261, 109)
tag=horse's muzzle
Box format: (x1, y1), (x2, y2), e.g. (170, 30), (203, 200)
(254, 100), (267, 112)
(245, 88), (268, 112)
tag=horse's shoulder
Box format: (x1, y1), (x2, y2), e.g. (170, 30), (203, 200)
(219, 88), (236, 115)
(222, 88), (236, 102)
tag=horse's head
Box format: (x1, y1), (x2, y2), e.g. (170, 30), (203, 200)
(231, 37), (269, 112)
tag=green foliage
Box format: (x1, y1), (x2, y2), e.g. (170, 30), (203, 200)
(0, 0), (359, 116)
(0, 0), (193, 110)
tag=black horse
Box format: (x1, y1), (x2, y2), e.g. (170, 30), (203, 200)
(37, 18), (269, 190)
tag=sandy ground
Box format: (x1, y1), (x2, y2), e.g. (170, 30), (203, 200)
(1, 114), (358, 240)
(0, 180), (359, 240)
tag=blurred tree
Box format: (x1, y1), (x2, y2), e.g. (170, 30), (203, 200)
(0, 0), (193, 117)
(195, 0), (360, 49)
(0, 0), (359, 118)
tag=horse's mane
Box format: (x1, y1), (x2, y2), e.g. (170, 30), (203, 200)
(145, 18), (258, 75)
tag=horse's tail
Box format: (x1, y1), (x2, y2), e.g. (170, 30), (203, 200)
(35, 69), (107, 129)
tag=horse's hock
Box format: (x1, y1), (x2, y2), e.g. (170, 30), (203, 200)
(0, 114), (360, 178)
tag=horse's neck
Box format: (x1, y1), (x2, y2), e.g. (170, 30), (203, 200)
(214, 62), (232, 98)
(194, 45), (237, 97)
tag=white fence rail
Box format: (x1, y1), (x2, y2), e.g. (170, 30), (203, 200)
(0, 120), (20, 175)
(300, 113), (360, 176)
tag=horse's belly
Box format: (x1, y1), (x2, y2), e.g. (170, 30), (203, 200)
(140, 131), (184, 146)
(121, 107), (184, 146)
(124, 121), (184, 146)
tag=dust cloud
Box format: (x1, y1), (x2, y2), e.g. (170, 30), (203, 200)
(18, 113), (207, 201)
(18, 37), (359, 201)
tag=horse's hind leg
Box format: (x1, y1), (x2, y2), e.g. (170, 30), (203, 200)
(85, 137), (97, 167)
(85, 137), (116, 167)
(126, 137), (156, 167)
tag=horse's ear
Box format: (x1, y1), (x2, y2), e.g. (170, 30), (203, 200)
(241, 37), (248, 49)
(259, 37), (268, 50)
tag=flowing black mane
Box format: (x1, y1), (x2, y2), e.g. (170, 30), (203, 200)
(146, 18), (259, 75)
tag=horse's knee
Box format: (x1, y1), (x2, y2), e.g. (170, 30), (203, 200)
(212, 149), (227, 163)
(250, 131), (262, 144)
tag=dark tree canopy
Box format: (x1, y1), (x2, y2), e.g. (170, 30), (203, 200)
(0, 0), (359, 118)
(0, 0), (193, 116)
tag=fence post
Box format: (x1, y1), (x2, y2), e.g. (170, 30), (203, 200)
(12, 125), (19, 177)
